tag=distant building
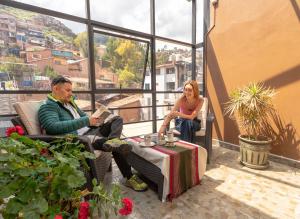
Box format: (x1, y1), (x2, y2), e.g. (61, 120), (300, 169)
(107, 94), (143, 123)
(0, 12), (17, 47)
(143, 54), (193, 120)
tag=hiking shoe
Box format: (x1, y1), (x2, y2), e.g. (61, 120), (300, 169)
(102, 138), (132, 154)
(125, 174), (148, 192)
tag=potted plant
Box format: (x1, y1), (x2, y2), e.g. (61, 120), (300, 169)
(0, 127), (133, 219)
(225, 82), (276, 169)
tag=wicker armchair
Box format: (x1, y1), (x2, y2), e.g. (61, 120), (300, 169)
(11, 101), (112, 186)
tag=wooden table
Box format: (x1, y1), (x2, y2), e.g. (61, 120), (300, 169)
(126, 137), (207, 202)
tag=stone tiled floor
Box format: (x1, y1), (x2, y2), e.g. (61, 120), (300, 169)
(107, 145), (300, 219)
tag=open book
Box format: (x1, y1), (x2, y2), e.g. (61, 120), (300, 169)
(91, 105), (113, 126)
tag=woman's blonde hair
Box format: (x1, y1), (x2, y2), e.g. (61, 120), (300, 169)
(183, 80), (200, 98)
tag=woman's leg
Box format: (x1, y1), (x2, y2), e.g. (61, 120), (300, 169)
(178, 119), (194, 142)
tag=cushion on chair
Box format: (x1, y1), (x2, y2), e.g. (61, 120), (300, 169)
(13, 101), (45, 135)
(195, 97), (208, 136)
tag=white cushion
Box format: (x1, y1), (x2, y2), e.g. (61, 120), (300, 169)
(195, 97), (208, 136)
(13, 101), (45, 135)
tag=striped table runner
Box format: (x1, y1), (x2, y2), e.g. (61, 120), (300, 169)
(129, 137), (201, 201)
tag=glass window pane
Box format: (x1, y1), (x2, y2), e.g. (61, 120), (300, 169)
(90, 0), (150, 33)
(197, 0), (204, 43)
(95, 93), (152, 123)
(94, 31), (150, 89)
(74, 94), (92, 111)
(0, 94), (46, 115)
(12, 0), (86, 17)
(196, 48), (204, 94)
(156, 93), (180, 120)
(0, 6), (88, 91)
(123, 121), (153, 137)
(155, 41), (192, 91)
(155, 0), (192, 42)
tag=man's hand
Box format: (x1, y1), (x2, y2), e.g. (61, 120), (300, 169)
(89, 116), (100, 126)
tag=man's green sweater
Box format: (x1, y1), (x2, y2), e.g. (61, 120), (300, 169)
(38, 94), (90, 135)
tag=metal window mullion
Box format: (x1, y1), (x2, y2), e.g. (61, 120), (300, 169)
(155, 36), (193, 47)
(150, 0), (157, 133)
(86, 0), (96, 112)
(203, 0), (210, 97)
(93, 29), (151, 43)
(192, 0), (196, 80)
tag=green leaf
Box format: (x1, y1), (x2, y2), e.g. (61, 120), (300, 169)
(55, 153), (68, 163)
(67, 172), (85, 188)
(5, 198), (24, 214)
(16, 168), (35, 176)
(92, 178), (97, 186)
(0, 186), (14, 198)
(17, 185), (37, 203)
(20, 148), (39, 155)
(82, 151), (96, 159)
(33, 196), (48, 213)
(36, 166), (51, 173)
(23, 210), (40, 219)
(0, 154), (10, 161)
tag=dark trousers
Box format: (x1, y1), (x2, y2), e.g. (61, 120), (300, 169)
(175, 118), (201, 143)
(85, 116), (133, 179)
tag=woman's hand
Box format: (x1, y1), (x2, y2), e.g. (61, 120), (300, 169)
(158, 125), (166, 136)
(168, 111), (179, 118)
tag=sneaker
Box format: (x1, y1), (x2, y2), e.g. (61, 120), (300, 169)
(102, 138), (132, 154)
(125, 174), (148, 192)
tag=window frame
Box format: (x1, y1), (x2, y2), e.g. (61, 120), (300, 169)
(0, 0), (207, 135)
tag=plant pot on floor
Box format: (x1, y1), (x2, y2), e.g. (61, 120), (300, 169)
(239, 135), (272, 169)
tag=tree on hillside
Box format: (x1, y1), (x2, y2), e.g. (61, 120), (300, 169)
(103, 37), (147, 87)
(117, 66), (135, 88)
(156, 51), (169, 65)
(74, 32), (99, 60)
(44, 65), (58, 79)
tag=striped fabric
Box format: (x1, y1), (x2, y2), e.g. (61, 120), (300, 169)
(128, 137), (202, 201)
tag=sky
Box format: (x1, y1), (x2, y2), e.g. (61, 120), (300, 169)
(14, 0), (204, 43)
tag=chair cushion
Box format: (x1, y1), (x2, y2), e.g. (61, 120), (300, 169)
(13, 101), (45, 135)
(195, 97), (208, 136)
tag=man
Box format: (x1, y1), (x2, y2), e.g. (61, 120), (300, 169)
(38, 75), (147, 192)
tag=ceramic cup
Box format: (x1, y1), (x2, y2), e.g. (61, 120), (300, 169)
(144, 134), (151, 146)
(166, 130), (174, 142)
(158, 133), (166, 145)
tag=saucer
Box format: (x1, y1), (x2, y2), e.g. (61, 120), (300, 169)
(165, 137), (179, 142)
(139, 141), (156, 147)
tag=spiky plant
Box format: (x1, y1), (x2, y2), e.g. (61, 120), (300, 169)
(225, 82), (276, 140)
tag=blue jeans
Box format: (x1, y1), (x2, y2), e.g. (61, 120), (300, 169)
(175, 118), (201, 143)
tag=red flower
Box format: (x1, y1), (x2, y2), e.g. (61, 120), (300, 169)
(5, 127), (16, 137)
(54, 215), (63, 219)
(5, 126), (24, 137)
(78, 201), (89, 219)
(40, 148), (49, 156)
(15, 125), (24, 135)
(119, 197), (133, 216)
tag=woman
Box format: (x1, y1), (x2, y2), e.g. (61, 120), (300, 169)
(158, 80), (203, 142)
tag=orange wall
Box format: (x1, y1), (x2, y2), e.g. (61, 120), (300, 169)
(206, 0), (300, 159)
